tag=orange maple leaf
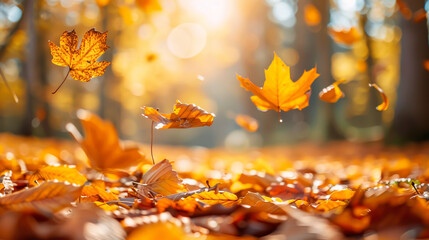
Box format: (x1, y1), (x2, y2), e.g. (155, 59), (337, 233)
(66, 109), (146, 171)
(319, 79), (345, 103)
(142, 100), (215, 129)
(328, 27), (362, 46)
(237, 52), (319, 118)
(49, 28), (110, 93)
(369, 83), (389, 111)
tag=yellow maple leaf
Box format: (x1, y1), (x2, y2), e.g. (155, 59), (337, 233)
(49, 28), (110, 93)
(237, 53), (319, 121)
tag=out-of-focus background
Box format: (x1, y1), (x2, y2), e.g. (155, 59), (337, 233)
(0, 0), (428, 148)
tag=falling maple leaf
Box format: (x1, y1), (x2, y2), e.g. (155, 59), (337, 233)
(0, 181), (82, 214)
(237, 52), (319, 120)
(319, 79), (346, 103)
(142, 100), (215, 129)
(135, 159), (187, 198)
(49, 28), (110, 94)
(369, 83), (389, 111)
(66, 109), (146, 171)
(328, 27), (362, 46)
(304, 4), (321, 27)
(235, 114), (259, 132)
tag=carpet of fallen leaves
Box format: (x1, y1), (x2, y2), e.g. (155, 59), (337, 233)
(1, 133), (429, 240)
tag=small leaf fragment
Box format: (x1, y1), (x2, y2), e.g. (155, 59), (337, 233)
(369, 83), (389, 111)
(319, 79), (345, 103)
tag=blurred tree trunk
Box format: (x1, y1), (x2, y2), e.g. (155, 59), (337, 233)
(388, 0), (429, 143)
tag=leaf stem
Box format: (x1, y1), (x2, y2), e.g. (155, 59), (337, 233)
(52, 69), (70, 94)
(151, 121), (155, 165)
(411, 182), (420, 195)
(0, 66), (18, 103)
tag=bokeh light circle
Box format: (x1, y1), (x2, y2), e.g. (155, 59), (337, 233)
(167, 23), (207, 59)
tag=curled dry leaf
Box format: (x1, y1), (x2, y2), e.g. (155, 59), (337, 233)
(237, 52), (319, 116)
(142, 100), (215, 129)
(328, 27), (362, 46)
(66, 109), (146, 171)
(235, 114), (259, 132)
(28, 165), (87, 187)
(184, 190), (238, 207)
(240, 192), (286, 215)
(49, 28), (110, 82)
(369, 83), (389, 111)
(135, 159), (187, 198)
(0, 181), (82, 214)
(319, 79), (346, 103)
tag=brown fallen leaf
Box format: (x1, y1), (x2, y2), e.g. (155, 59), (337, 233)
(49, 29), (110, 93)
(369, 83), (389, 111)
(240, 192), (286, 215)
(28, 165), (87, 187)
(237, 52), (319, 120)
(135, 159), (187, 198)
(66, 109), (146, 171)
(142, 100), (215, 129)
(319, 79), (346, 103)
(263, 205), (344, 240)
(235, 114), (259, 132)
(81, 184), (118, 202)
(0, 181), (82, 214)
(328, 27), (362, 46)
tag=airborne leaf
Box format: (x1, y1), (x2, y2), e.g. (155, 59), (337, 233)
(328, 27), (362, 46)
(369, 83), (389, 111)
(235, 114), (259, 132)
(49, 29), (110, 93)
(142, 100), (215, 129)
(319, 79), (345, 103)
(66, 109), (146, 171)
(237, 52), (319, 119)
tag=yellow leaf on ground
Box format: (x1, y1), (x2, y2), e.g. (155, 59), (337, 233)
(240, 192), (286, 215)
(185, 190), (238, 207)
(0, 181), (82, 214)
(28, 165), (87, 187)
(329, 189), (355, 201)
(136, 159), (187, 198)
